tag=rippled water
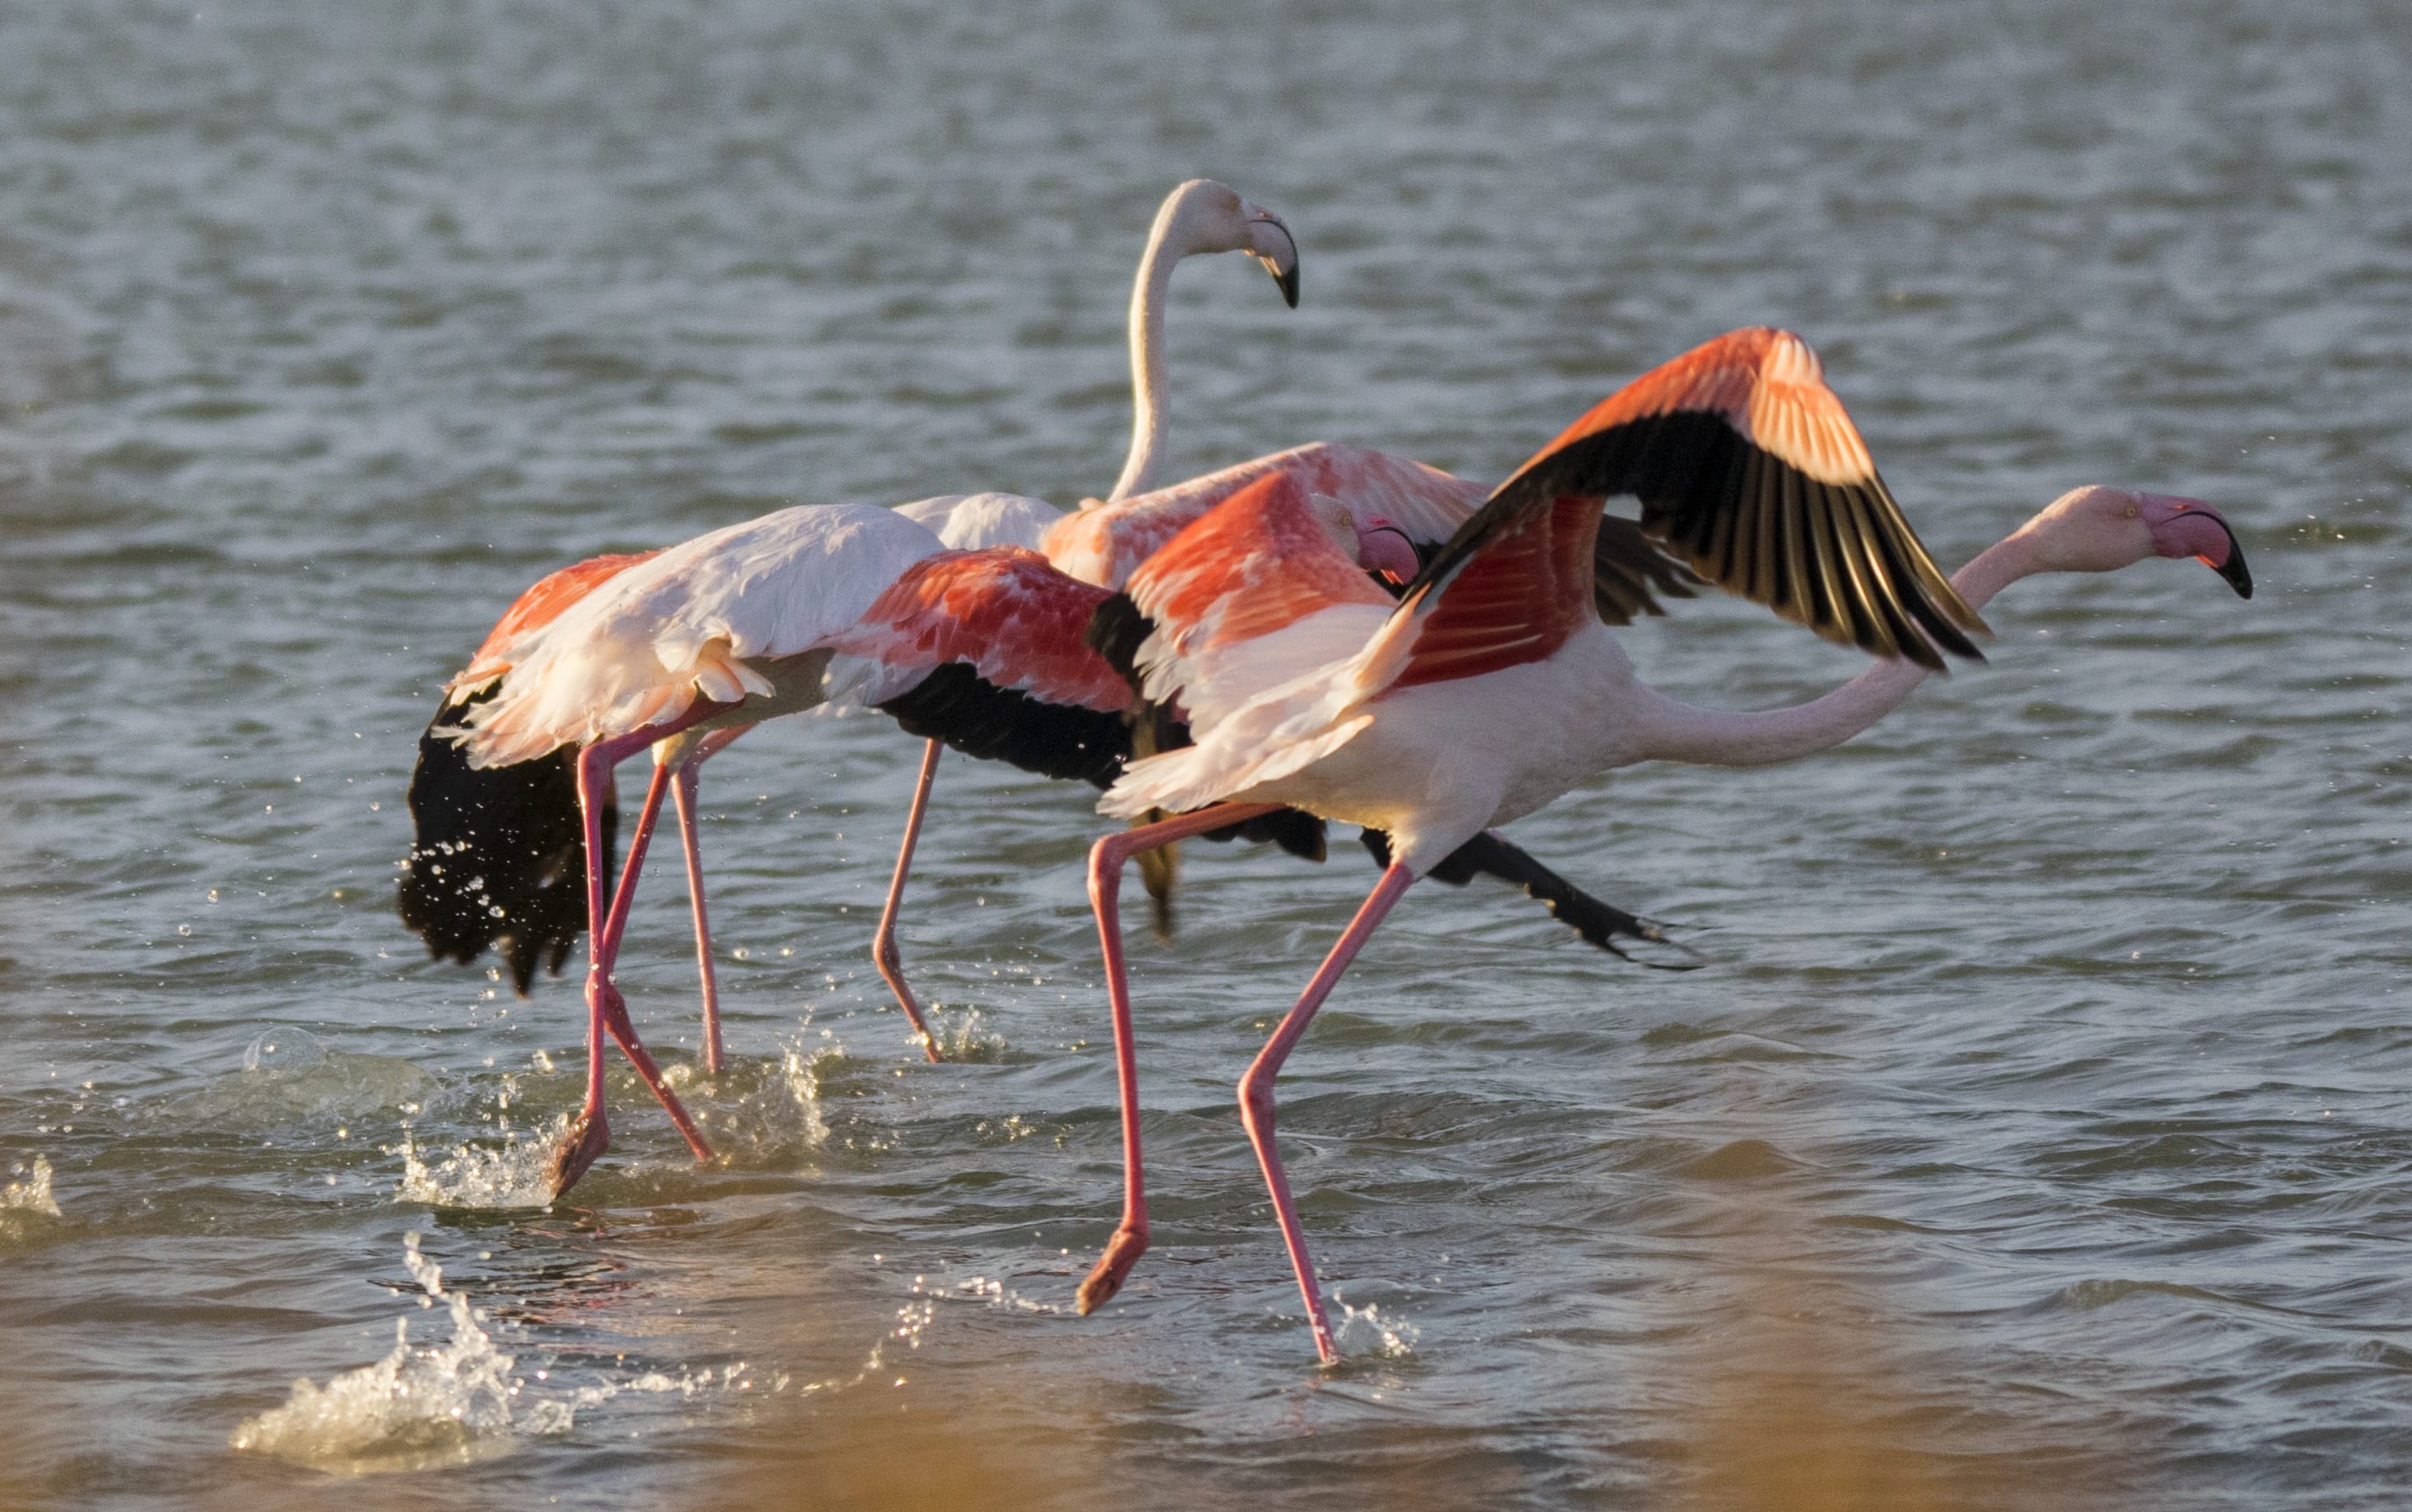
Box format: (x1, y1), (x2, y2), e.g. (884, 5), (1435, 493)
(2, 1), (2407, 1506)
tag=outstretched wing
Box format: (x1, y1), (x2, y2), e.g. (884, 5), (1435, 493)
(829, 547), (1127, 712)
(1384, 328), (1987, 691)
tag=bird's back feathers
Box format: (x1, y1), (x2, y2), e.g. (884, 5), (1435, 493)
(453, 504), (945, 767)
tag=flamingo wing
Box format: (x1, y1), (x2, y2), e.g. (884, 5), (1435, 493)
(1112, 468), (1394, 723)
(456, 504), (944, 767)
(1386, 328), (1988, 688)
(1041, 441), (1485, 589)
(1089, 472), (1401, 816)
(829, 547), (1127, 712)
(823, 546), (1134, 785)
(407, 549), (664, 992)
(445, 551), (663, 698)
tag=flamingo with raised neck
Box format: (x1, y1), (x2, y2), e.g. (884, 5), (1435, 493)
(401, 177), (1300, 1055)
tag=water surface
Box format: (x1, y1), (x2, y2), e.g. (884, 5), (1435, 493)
(2, 1), (2408, 1506)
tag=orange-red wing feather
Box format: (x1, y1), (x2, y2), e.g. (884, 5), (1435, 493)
(1126, 470), (1393, 660)
(1388, 494), (1600, 689)
(834, 547), (1128, 713)
(1396, 328), (1985, 685)
(1043, 441), (1485, 589)
(453, 551), (662, 689)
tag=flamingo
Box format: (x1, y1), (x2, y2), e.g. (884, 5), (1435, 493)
(398, 177), (1302, 1067)
(1072, 326), (2253, 1362)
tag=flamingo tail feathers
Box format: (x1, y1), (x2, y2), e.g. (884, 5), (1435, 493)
(399, 684), (616, 995)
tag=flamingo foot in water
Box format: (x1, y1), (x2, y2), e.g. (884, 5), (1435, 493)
(1076, 1223), (1149, 1315)
(546, 1110), (610, 1199)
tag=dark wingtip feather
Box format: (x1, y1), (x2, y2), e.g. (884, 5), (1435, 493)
(396, 688), (603, 990)
(876, 664), (1129, 788)
(1084, 591), (1155, 696)
(1362, 829), (1702, 969)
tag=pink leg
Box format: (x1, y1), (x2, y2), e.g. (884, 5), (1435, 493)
(546, 707), (726, 1198)
(667, 727), (744, 1074)
(872, 739), (945, 1063)
(1075, 802), (1284, 1316)
(1239, 861), (1416, 1364)
(595, 762), (716, 1161)
(672, 761), (722, 1074)
(670, 767), (723, 1074)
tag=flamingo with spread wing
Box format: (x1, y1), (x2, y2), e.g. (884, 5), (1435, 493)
(1074, 326), (2253, 1361)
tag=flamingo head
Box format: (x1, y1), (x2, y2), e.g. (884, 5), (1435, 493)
(2019, 485), (2252, 598)
(1352, 513), (1423, 587)
(1163, 178), (1300, 307)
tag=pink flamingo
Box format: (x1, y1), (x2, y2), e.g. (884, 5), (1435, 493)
(818, 523), (1672, 976)
(400, 177), (1302, 1070)
(440, 503), (949, 1193)
(1075, 326), (2252, 1361)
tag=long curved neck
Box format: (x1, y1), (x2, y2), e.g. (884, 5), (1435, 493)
(1633, 531), (2046, 768)
(1105, 206), (1190, 504)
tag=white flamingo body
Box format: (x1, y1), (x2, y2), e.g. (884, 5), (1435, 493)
(1198, 628), (1648, 866)
(455, 504), (945, 767)
(894, 491), (1061, 551)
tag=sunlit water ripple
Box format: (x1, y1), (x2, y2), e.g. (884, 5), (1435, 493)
(1, 0), (2408, 1506)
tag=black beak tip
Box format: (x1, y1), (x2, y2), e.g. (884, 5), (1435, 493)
(2217, 533), (2253, 599)
(1276, 263), (1300, 308)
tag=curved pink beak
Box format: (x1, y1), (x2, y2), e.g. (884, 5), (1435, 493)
(1354, 515), (1423, 587)
(2139, 493), (2252, 599)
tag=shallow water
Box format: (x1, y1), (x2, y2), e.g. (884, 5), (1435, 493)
(2, 0), (2408, 1506)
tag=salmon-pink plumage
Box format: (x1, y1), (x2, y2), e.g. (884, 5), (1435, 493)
(828, 547), (1129, 713)
(448, 552), (662, 698)
(1529, 326), (1877, 488)
(1041, 441), (1485, 589)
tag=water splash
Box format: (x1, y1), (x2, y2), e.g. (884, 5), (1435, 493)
(0, 1154), (64, 1248)
(949, 1274), (1071, 1315)
(927, 1006), (1010, 1062)
(229, 1232), (529, 1473)
(3, 1155), (61, 1219)
(768, 1036), (835, 1152)
(228, 1233), (816, 1473)
(689, 1034), (840, 1159)
(1335, 1297), (1421, 1359)
(394, 1122), (562, 1210)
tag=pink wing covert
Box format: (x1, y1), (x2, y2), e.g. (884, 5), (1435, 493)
(831, 547), (1129, 713)
(1043, 441), (1485, 589)
(448, 551), (663, 698)
(1123, 470), (1394, 669)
